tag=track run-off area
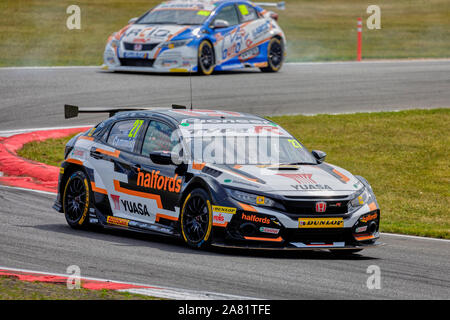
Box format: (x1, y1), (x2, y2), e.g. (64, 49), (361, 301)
(0, 60), (449, 299)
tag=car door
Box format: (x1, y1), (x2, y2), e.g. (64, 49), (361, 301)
(211, 4), (243, 67)
(129, 118), (184, 225)
(89, 118), (148, 222)
(234, 2), (269, 64)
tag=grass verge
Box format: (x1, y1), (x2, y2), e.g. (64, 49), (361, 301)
(0, 276), (160, 300)
(0, 0), (449, 66)
(17, 109), (450, 239)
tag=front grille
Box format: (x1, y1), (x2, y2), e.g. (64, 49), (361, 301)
(119, 58), (155, 67)
(281, 198), (349, 217)
(123, 42), (160, 51)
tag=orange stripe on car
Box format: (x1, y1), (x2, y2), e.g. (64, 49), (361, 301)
(332, 169), (350, 183)
(91, 182), (108, 195)
(155, 213), (178, 222)
(238, 202), (257, 212)
(355, 234), (376, 241)
(96, 148), (120, 158)
(113, 180), (162, 208)
(65, 158), (83, 166)
(154, 26), (189, 59)
(78, 136), (94, 141)
(244, 236), (283, 242)
(368, 202), (377, 211)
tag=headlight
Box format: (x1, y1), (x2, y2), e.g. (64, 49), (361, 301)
(109, 39), (120, 49)
(164, 39), (192, 49)
(348, 187), (372, 210)
(227, 189), (275, 208)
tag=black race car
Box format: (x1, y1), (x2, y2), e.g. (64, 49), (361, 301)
(53, 105), (381, 253)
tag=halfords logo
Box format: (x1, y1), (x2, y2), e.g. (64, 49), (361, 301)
(298, 217), (344, 228)
(242, 213), (270, 224)
(137, 169), (182, 193)
(360, 213), (378, 223)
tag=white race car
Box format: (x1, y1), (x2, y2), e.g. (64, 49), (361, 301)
(103, 0), (286, 74)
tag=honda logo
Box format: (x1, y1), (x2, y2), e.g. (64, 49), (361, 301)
(134, 44), (143, 51)
(315, 201), (327, 213)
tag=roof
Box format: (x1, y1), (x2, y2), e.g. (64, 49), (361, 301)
(113, 108), (267, 124)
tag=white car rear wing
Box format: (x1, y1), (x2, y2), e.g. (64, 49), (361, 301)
(253, 1), (285, 10)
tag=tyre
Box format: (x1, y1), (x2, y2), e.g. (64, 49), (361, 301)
(197, 40), (215, 75)
(180, 188), (213, 249)
(63, 170), (91, 229)
(260, 37), (284, 73)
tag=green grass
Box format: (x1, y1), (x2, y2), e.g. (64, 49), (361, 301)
(0, 276), (161, 300)
(270, 109), (450, 239)
(0, 0), (449, 66)
(17, 133), (78, 167)
(17, 109), (450, 239)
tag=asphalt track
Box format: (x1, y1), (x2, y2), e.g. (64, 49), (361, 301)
(1, 60), (449, 130)
(0, 61), (449, 299)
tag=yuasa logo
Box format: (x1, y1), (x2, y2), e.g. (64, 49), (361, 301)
(315, 201), (327, 213)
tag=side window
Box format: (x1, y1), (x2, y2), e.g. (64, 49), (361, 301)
(213, 5), (239, 26)
(141, 120), (177, 156)
(237, 4), (258, 22)
(106, 119), (144, 152)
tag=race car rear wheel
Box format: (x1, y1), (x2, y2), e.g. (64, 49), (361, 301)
(63, 170), (91, 229)
(260, 37), (284, 73)
(197, 40), (215, 75)
(180, 188), (213, 249)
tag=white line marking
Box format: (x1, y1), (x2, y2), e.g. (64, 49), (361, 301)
(0, 185), (56, 196)
(0, 59), (448, 71)
(0, 265), (259, 300)
(0, 125), (93, 137)
(381, 232), (450, 243)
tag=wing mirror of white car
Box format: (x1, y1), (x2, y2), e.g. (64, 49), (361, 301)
(212, 19), (230, 29)
(311, 150), (327, 163)
(128, 17), (138, 24)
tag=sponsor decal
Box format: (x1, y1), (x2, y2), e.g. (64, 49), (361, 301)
(137, 169), (182, 193)
(355, 225), (368, 233)
(259, 227), (280, 235)
(239, 46), (259, 61)
(291, 184), (333, 191)
(111, 194), (120, 210)
(121, 199), (149, 216)
(298, 217), (344, 228)
(107, 216), (129, 227)
(212, 206), (236, 214)
(134, 43), (143, 51)
(242, 213), (270, 224)
(315, 201), (327, 213)
(277, 173), (316, 184)
(360, 212), (378, 223)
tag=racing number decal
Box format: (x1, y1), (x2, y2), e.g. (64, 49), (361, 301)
(288, 139), (302, 149)
(129, 120), (144, 138)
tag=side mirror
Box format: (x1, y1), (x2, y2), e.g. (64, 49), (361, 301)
(128, 17), (138, 24)
(311, 150), (327, 163)
(211, 19), (230, 29)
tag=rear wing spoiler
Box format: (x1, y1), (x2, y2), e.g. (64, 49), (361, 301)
(254, 1), (285, 10)
(64, 103), (188, 119)
(64, 104), (152, 119)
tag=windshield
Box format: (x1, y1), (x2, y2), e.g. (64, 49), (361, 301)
(184, 136), (317, 165)
(137, 9), (211, 25)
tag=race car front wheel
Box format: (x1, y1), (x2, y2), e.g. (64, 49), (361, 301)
(260, 37), (284, 73)
(63, 170), (91, 229)
(180, 188), (213, 249)
(197, 40), (215, 75)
